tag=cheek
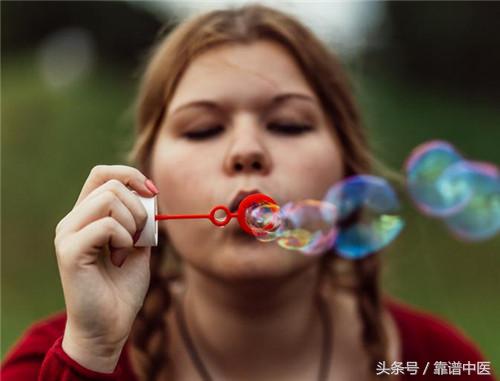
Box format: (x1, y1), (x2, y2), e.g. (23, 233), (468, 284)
(151, 138), (220, 260)
(151, 140), (215, 213)
(275, 137), (343, 201)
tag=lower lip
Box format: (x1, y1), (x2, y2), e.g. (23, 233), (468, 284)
(232, 227), (256, 240)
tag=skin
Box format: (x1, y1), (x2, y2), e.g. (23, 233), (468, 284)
(151, 40), (343, 282)
(148, 40), (401, 380)
(55, 40), (400, 379)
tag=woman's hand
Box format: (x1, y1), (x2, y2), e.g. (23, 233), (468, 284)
(54, 165), (158, 372)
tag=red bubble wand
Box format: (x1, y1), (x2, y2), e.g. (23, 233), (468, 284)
(155, 193), (276, 235)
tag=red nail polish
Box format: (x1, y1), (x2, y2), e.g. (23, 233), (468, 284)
(145, 179), (159, 195)
(117, 257), (126, 267)
(133, 229), (142, 244)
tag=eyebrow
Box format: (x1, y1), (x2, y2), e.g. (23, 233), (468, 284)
(168, 92), (317, 117)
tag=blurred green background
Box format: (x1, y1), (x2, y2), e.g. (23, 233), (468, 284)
(2, 0), (499, 370)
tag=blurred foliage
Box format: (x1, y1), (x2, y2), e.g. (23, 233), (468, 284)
(355, 68), (500, 367)
(1, 0), (499, 372)
(1, 55), (137, 358)
(377, 1), (500, 100)
(2, 0), (166, 69)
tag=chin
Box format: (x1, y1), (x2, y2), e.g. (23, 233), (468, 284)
(209, 239), (317, 284)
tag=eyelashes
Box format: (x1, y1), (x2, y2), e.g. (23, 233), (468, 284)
(183, 122), (314, 141)
(183, 125), (224, 140)
(267, 122), (314, 135)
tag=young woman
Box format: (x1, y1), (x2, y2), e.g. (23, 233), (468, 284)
(2, 5), (494, 381)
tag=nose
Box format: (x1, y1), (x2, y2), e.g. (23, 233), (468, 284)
(232, 152), (266, 173)
(224, 119), (271, 176)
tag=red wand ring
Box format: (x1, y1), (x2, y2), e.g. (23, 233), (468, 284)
(155, 193), (277, 235)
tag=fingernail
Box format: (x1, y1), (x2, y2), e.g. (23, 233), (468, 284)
(145, 179), (159, 195)
(111, 247), (128, 267)
(117, 257), (126, 268)
(133, 229), (143, 244)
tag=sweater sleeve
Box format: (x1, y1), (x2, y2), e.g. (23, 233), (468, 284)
(37, 336), (123, 380)
(1, 313), (134, 381)
(418, 311), (497, 380)
(386, 299), (497, 380)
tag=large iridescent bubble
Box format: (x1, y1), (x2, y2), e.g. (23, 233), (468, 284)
(245, 199), (338, 255)
(243, 139), (497, 256)
(324, 175), (405, 259)
(276, 200), (337, 256)
(406, 140), (464, 217)
(244, 176), (405, 258)
(440, 161), (500, 241)
(404, 139), (499, 241)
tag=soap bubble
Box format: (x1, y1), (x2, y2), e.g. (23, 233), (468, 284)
(243, 176), (404, 258)
(245, 201), (282, 242)
(245, 199), (338, 255)
(276, 200), (338, 255)
(441, 161), (500, 241)
(324, 175), (404, 259)
(406, 140), (464, 216)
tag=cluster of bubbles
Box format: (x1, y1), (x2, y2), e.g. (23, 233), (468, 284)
(245, 175), (404, 259)
(405, 140), (500, 241)
(243, 139), (498, 259)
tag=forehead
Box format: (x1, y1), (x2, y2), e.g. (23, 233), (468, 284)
(167, 40), (317, 113)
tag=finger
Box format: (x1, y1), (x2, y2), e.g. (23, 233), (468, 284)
(84, 179), (148, 234)
(109, 247), (134, 268)
(60, 190), (137, 238)
(75, 165), (157, 207)
(58, 217), (133, 268)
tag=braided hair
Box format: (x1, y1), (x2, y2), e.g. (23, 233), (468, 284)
(128, 231), (173, 380)
(127, 4), (390, 380)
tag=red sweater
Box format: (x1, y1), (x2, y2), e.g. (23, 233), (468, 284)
(1, 300), (496, 380)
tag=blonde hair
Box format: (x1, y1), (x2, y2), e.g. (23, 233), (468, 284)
(128, 4), (388, 380)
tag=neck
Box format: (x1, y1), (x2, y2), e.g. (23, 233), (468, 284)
(181, 265), (325, 380)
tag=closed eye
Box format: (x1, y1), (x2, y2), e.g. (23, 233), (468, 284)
(183, 125), (224, 140)
(267, 122), (314, 135)
(183, 122), (313, 140)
